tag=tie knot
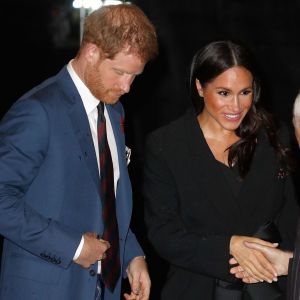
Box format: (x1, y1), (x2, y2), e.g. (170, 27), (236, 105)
(98, 102), (104, 115)
(97, 102), (105, 122)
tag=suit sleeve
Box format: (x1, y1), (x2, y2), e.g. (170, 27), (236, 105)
(122, 228), (144, 276)
(0, 99), (81, 268)
(143, 132), (234, 281)
(276, 123), (300, 250)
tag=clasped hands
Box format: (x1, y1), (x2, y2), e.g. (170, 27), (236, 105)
(229, 235), (292, 284)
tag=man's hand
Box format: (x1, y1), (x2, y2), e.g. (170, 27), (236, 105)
(74, 232), (110, 268)
(230, 241), (293, 283)
(124, 256), (151, 300)
(230, 235), (278, 283)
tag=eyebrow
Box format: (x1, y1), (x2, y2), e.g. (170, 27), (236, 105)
(215, 86), (253, 91)
(112, 67), (143, 76)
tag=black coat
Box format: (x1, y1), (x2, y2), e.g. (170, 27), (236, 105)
(287, 221), (300, 300)
(144, 108), (299, 300)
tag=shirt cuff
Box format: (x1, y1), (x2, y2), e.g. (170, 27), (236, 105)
(73, 236), (84, 260)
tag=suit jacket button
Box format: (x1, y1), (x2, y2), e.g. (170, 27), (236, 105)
(51, 258), (57, 264)
(89, 269), (96, 277)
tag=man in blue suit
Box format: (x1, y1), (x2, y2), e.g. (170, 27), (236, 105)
(0, 4), (158, 300)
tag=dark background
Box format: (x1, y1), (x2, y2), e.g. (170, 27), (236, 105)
(1, 1), (300, 299)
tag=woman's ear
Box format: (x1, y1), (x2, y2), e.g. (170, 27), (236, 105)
(195, 79), (204, 97)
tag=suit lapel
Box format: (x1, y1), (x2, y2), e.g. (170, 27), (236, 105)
(106, 104), (132, 237)
(56, 67), (100, 193)
(106, 105), (126, 183)
(68, 103), (100, 190)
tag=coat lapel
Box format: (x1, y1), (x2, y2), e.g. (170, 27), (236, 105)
(236, 133), (279, 230)
(183, 108), (243, 231)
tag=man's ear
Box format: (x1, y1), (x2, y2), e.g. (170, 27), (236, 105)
(84, 43), (101, 63)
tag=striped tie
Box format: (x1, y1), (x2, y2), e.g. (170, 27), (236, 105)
(97, 102), (120, 292)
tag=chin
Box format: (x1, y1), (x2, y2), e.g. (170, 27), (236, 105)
(221, 122), (241, 132)
(102, 97), (120, 105)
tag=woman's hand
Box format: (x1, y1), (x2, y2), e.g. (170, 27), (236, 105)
(229, 236), (278, 283)
(230, 241), (293, 283)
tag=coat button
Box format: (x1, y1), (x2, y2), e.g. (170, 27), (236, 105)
(89, 269), (96, 277)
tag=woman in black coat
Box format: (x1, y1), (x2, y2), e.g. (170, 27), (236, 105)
(230, 90), (300, 299)
(143, 41), (299, 299)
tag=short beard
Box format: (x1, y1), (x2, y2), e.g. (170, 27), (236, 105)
(85, 61), (106, 101)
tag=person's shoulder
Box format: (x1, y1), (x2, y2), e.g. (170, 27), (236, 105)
(20, 67), (67, 102)
(149, 107), (194, 138)
(145, 107), (195, 150)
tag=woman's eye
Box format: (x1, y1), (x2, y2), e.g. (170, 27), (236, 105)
(218, 91), (229, 96)
(241, 90), (252, 96)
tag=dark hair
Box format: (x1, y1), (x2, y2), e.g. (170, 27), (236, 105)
(81, 4), (158, 62)
(189, 40), (292, 178)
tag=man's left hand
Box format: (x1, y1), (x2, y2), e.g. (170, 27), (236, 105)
(123, 256), (151, 300)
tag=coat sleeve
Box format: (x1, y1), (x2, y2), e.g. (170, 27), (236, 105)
(143, 132), (235, 281)
(287, 220), (300, 300)
(0, 99), (82, 268)
(277, 175), (300, 251)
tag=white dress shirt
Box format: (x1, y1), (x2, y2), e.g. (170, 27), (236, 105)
(67, 60), (120, 272)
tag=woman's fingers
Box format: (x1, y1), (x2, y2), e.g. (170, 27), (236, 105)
(239, 249), (277, 283)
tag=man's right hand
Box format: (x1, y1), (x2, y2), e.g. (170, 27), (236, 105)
(74, 232), (110, 268)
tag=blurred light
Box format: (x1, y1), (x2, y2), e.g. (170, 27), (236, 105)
(73, 0), (131, 10)
(72, 0), (132, 44)
(73, 0), (100, 9)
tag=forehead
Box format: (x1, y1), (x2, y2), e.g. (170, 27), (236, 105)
(209, 66), (253, 87)
(105, 50), (145, 74)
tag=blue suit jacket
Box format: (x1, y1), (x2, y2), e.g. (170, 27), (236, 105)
(0, 66), (143, 300)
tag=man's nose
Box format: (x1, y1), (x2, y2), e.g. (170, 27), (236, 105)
(119, 75), (134, 94)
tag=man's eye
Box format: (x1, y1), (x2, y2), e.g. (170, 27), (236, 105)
(114, 69), (124, 75)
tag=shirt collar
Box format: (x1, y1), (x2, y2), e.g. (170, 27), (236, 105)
(67, 60), (99, 115)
